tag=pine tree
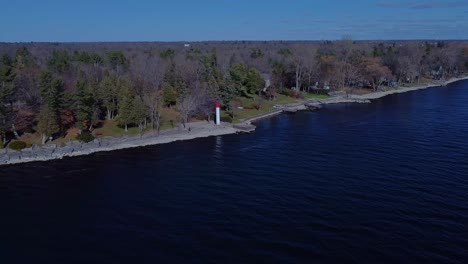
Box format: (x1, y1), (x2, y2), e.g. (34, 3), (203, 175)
(116, 86), (134, 132)
(37, 106), (59, 144)
(245, 68), (265, 95)
(73, 80), (95, 132)
(162, 82), (177, 106)
(37, 71), (63, 139)
(39, 71), (63, 113)
(0, 57), (17, 145)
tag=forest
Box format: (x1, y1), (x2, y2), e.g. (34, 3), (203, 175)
(1, 40), (468, 147)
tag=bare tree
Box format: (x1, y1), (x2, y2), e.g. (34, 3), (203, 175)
(131, 54), (166, 134)
(177, 92), (198, 128)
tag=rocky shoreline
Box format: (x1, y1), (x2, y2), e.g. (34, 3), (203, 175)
(241, 76), (468, 124)
(351, 76), (468, 100)
(0, 122), (238, 166)
(1, 76), (467, 167)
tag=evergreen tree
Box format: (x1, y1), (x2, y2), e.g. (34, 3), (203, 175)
(39, 71), (63, 113)
(106, 51), (127, 73)
(245, 68), (265, 95)
(73, 80), (95, 132)
(15, 47), (35, 68)
(162, 82), (177, 106)
(0, 57), (17, 145)
(229, 63), (248, 97)
(48, 50), (70, 73)
(37, 71), (63, 138)
(37, 106), (59, 144)
(116, 85), (134, 132)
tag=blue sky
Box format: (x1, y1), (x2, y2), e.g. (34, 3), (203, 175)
(1, 0), (468, 42)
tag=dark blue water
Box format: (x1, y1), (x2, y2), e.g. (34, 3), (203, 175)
(1, 81), (468, 264)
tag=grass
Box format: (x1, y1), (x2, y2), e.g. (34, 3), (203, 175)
(93, 107), (182, 137)
(303, 92), (330, 99)
(93, 120), (143, 137)
(224, 94), (298, 123)
(399, 77), (434, 87)
(14, 93), (323, 144)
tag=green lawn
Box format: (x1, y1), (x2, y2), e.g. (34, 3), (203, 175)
(303, 92), (330, 99)
(94, 107), (182, 137)
(222, 94), (297, 123)
(19, 93), (326, 143)
(400, 77), (434, 87)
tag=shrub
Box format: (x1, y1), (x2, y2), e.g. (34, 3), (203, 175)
(8, 141), (27, 151)
(220, 116), (233, 123)
(76, 132), (95, 143)
(23, 127), (36, 134)
(279, 88), (304, 99)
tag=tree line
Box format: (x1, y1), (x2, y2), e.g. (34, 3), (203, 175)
(1, 40), (468, 146)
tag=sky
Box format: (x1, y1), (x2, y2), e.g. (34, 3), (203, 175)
(1, 0), (468, 42)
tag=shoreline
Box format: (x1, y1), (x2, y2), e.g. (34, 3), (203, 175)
(0, 123), (239, 166)
(1, 76), (467, 167)
(242, 75), (468, 124)
(350, 76), (468, 100)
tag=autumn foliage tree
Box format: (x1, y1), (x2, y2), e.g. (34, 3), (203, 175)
(360, 58), (393, 91)
(0, 40), (467, 144)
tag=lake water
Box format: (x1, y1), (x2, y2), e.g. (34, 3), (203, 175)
(1, 81), (468, 264)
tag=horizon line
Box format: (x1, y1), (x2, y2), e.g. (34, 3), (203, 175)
(2, 39), (468, 44)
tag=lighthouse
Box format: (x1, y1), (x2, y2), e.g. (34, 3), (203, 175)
(216, 101), (221, 125)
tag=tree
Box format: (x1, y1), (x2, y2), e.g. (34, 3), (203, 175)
(142, 87), (163, 132)
(245, 68), (265, 95)
(271, 60), (288, 89)
(0, 83), (14, 146)
(132, 96), (148, 134)
(99, 74), (128, 120)
(39, 71), (63, 113)
(15, 47), (35, 68)
(0, 57), (18, 140)
(360, 57), (393, 92)
(106, 51), (128, 73)
(177, 93), (198, 128)
(162, 82), (177, 106)
(37, 106), (59, 144)
(131, 54), (166, 133)
(116, 87), (134, 132)
(73, 80), (95, 132)
(48, 50), (70, 73)
(37, 71), (64, 140)
(160, 48), (176, 61)
(229, 63), (249, 97)
(219, 76), (236, 113)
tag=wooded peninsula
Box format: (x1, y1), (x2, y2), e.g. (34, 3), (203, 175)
(1, 40), (468, 152)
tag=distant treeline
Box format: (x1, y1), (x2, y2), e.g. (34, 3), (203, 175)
(1, 40), (468, 145)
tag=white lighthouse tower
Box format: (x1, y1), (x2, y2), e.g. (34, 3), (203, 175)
(216, 101), (221, 125)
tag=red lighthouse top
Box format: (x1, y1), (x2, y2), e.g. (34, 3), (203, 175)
(216, 101), (221, 108)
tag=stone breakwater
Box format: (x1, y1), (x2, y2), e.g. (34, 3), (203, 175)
(0, 122), (238, 166)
